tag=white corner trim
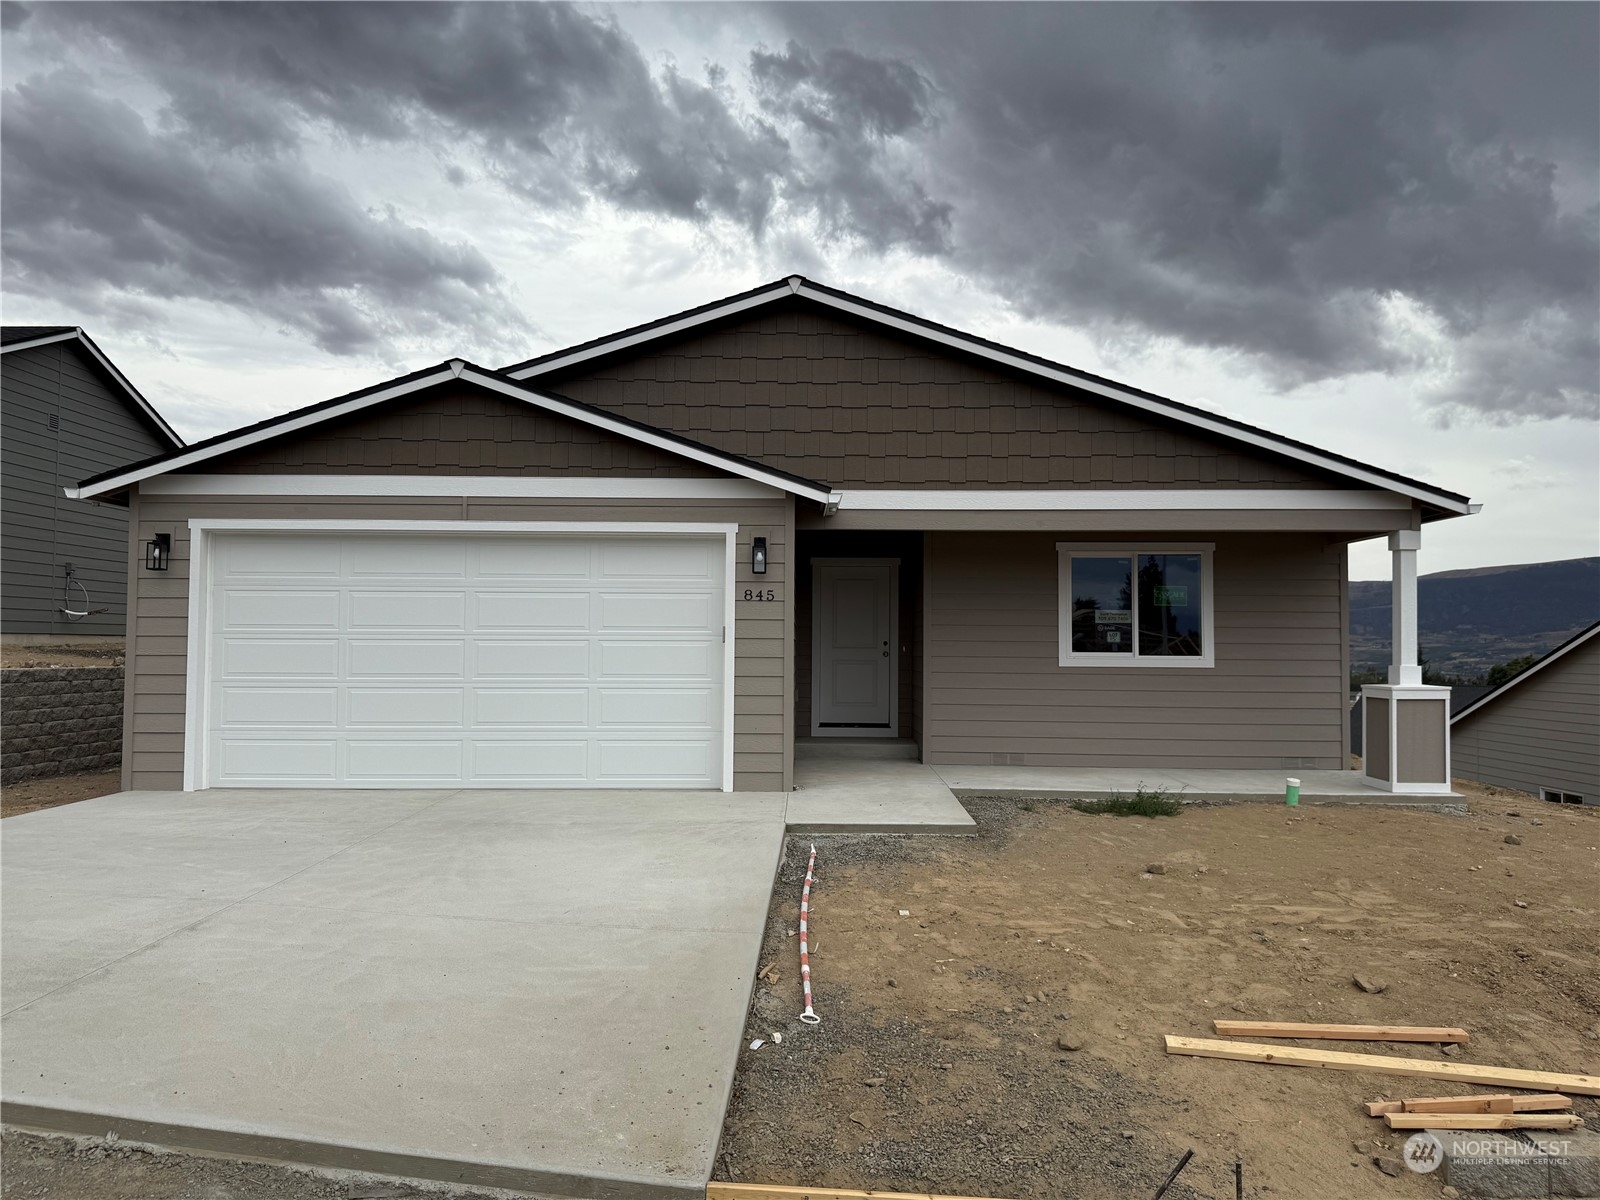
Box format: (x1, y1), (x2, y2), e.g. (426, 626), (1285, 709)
(1450, 623), (1600, 725)
(67, 362), (832, 505)
(180, 518), (741, 793)
(3, 328), (183, 446)
(1056, 543), (1217, 669)
(840, 489), (1409, 512)
(140, 475), (781, 499)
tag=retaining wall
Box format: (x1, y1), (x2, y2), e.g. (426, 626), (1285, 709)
(1, 667), (124, 784)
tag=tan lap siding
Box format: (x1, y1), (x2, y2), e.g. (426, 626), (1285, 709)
(127, 494), (791, 792)
(924, 531), (1346, 770)
(1452, 639), (1600, 799)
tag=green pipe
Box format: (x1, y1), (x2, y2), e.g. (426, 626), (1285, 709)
(1285, 776), (1301, 806)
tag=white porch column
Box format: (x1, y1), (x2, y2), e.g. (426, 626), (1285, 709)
(1388, 529), (1422, 685)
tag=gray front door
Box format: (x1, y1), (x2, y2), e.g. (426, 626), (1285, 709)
(813, 560), (896, 732)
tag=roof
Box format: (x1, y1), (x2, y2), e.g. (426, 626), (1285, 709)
(503, 276), (1476, 518)
(1451, 622), (1600, 725)
(1, 326), (183, 447)
(67, 359), (834, 504)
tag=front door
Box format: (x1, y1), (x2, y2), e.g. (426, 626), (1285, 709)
(813, 559), (896, 734)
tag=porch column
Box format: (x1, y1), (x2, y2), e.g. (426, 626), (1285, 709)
(1361, 526), (1452, 794)
(1388, 529), (1422, 685)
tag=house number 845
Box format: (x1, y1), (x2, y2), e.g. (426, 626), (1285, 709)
(742, 588), (777, 601)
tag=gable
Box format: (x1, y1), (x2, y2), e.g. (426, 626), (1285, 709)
(192, 383), (723, 477)
(1, 339), (174, 475)
(535, 299), (1351, 491)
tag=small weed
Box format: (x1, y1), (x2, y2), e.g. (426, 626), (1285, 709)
(1070, 786), (1183, 817)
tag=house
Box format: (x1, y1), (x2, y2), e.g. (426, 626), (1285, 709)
(65, 277), (1476, 795)
(2, 326), (182, 642)
(1450, 622), (1599, 804)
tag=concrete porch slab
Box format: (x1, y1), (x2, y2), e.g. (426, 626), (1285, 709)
(788, 747), (976, 834)
(1, 788), (787, 1198)
(934, 766), (1462, 805)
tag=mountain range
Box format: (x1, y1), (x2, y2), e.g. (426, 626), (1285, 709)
(1350, 557), (1599, 680)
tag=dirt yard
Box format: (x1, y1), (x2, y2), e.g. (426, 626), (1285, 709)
(720, 783), (1600, 1199)
(1, 770), (121, 818)
(1, 642), (124, 669)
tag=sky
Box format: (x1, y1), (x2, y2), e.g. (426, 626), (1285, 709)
(2, 2), (1596, 579)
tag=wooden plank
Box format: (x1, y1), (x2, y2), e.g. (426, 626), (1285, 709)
(1364, 1100), (1404, 1116)
(1164, 1035), (1600, 1096)
(708, 1186), (1010, 1200)
(1401, 1093), (1571, 1114)
(1384, 1113), (1583, 1131)
(1213, 1021), (1469, 1044)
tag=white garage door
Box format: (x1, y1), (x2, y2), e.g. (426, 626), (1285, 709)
(203, 532), (727, 788)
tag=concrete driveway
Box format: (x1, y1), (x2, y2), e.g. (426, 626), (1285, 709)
(1, 788), (787, 1198)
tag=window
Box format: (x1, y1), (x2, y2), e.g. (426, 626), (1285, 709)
(1057, 543), (1214, 667)
(1540, 788), (1585, 805)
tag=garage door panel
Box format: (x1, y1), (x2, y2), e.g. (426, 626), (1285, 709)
(214, 739), (339, 782)
(597, 640), (719, 679)
(471, 641), (589, 678)
(474, 592), (590, 631)
(218, 687), (339, 728)
(599, 592), (717, 631)
(347, 688), (465, 728)
(221, 590), (339, 630)
(346, 640), (466, 678)
(470, 740), (589, 782)
(346, 540), (467, 578)
(595, 740), (715, 784)
(206, 533), (725, 789)
(221, 639), (340, 679)
(349, 591), (467, 630)
(597, 689), (716, 728)
(472, 689), (588, 727)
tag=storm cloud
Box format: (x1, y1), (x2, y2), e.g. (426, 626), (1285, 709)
(1, 2), (1594, 420)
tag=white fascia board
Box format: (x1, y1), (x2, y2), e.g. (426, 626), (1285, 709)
(838, 489), (1410, 511)
(456, 367), (832, 502)
(506, 282), (795, 377)
(68, 366), (459, 500)
(793, 286), (1474, 515)
(4, 328), (183, 446)
(68, 362), (830, 504)
(142, 475), (781, 499)
(188, 518), (741, 535)
(1450, 623), (1600, 725)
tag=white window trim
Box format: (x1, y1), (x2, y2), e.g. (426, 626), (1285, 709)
(181, 519), (738, 793)
(1056, 542), (1215, 668)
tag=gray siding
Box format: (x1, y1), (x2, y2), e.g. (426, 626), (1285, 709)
(2, 341), (173, 635)
(199, 384), (719, 476)
(542, 302), (1350, 491)
(1452, 638), (1599, 802)
(923, 531), (1347, 769)
(126, 492), (792, 793)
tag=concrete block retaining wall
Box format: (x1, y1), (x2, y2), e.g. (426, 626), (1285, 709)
(1, 667), (124, 785)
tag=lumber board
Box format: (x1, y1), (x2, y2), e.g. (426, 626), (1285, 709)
(708, 1185), (1011, 1200)
(1384, 1112), (1583, 1131)
(1401, 1093), (1570, 1114)
(1213, 1020), (1468, 1043)
(1364, 1100), (1404, 1116)
(1164, 1035), (1600, 1096)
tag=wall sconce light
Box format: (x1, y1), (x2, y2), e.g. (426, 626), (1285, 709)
(145, 533), (171, 571)
(751, 536), (768, 575)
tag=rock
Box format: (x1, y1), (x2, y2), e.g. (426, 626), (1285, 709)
(1231, 1002), (1247, 1013)
(1353, 1140), (1374, 1156)
(1353, 973), (1388, 994)
(1440, 1042), (1462, 1057)
(1504, 833), (1523, 845)
(1373, 1155), (1404, 1177)
(886, 978), (898, 988)
(1514, 900), (1528, 908)
(1120, 1130), (1135, 1139)
(1057, 1035), (1086, 1051)
(863, 1077), (886, 1087)
(1506, 811), (1521, 817)
(1440, 1188), (1459, 1199)
(1145, 863), (1167, 875)
(848, 1111), (870, 1129)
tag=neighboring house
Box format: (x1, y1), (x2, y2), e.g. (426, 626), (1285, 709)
(66, 277), (1475, 794)
(2, 326), (182, 640)
(1450, 623), (1599, 805)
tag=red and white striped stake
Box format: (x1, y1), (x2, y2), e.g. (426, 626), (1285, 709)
(798, 842), (821, 1025)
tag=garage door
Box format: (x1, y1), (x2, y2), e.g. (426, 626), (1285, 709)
(203, 532), (727, 788)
